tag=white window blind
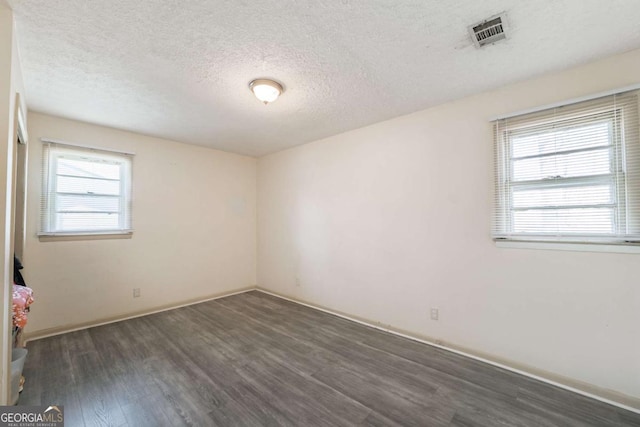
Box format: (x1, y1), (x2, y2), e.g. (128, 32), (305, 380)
(40, 141), (133, 235)
(493, 90), (640, 244)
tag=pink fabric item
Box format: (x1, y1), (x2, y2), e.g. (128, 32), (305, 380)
(12, 284), (34, 328)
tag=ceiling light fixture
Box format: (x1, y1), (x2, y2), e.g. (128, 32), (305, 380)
(249, 79), (284, 104)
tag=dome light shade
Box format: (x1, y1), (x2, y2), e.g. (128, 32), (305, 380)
(249, 79), (284, 104)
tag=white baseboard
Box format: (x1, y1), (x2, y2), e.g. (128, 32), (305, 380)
(255, 288), (640, 414)
(23, 286), (255, 343)
(23, 285), (640, 414)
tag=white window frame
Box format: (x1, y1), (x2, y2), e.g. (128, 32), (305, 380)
(40, 141), (133, 236)
(493, 90), (640, 245)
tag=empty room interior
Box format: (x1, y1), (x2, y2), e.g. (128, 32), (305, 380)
(1, 0), (640, 425)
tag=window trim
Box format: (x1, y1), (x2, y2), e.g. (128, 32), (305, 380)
(489, 83), (640, 122)
(39, 139), (134, 238)
(495, 240), (640, 254)
(492, 90), (640, 245)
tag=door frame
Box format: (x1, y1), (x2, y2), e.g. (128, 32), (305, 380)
(1, 93), (27, 405)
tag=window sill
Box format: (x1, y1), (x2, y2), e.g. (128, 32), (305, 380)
(38, 231), (133, 242)
(495, 240), (640, 254)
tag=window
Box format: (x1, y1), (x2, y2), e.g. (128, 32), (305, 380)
(493, 90), (640, 244)
(40, 141), (133, 235)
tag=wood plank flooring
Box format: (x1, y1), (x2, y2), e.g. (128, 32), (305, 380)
(18, 291), (640, 426)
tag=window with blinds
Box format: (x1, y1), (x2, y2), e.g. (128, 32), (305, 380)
(493, 90), (640, 244)
(40, 141), (133, 235)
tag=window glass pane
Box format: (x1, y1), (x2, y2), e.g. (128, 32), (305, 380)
(56, 194), (120, 213)
(41, 145), (132, 234)
(56, 213), (120, 231)
(57, 157), (121, 180)
(512, 184), (613, 208)
(493, 91), (640, 242)
(512, 148), (611, 182)
(511, 121), (610, 158)
(512, 208), (614, 234)
(57, 175), (120, 195)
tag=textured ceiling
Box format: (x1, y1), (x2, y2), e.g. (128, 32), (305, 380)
(8, 0), (640, 156)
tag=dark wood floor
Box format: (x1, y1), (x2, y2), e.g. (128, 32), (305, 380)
(18, 290), (640, 426)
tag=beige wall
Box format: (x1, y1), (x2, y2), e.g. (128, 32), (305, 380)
(258, 48), (640, 404)
(23, 113), (257, 334)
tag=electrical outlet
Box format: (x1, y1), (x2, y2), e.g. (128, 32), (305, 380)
(295, 276), (301, 287)
(430, 308), (439, 321)
(133, 288), (141, 298)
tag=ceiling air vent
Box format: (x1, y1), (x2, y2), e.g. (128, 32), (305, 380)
(469, 14), (507, 48)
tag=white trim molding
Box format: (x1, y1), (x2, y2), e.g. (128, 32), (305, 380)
(23, 285), (640, 414)
(490, 82), (640, 121)
(24, 287), (254, 343)
(496, 240), (640, 254)
(256, 288), (640, 414)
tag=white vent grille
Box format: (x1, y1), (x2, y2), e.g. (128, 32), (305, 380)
(470, 14), (507, 47)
